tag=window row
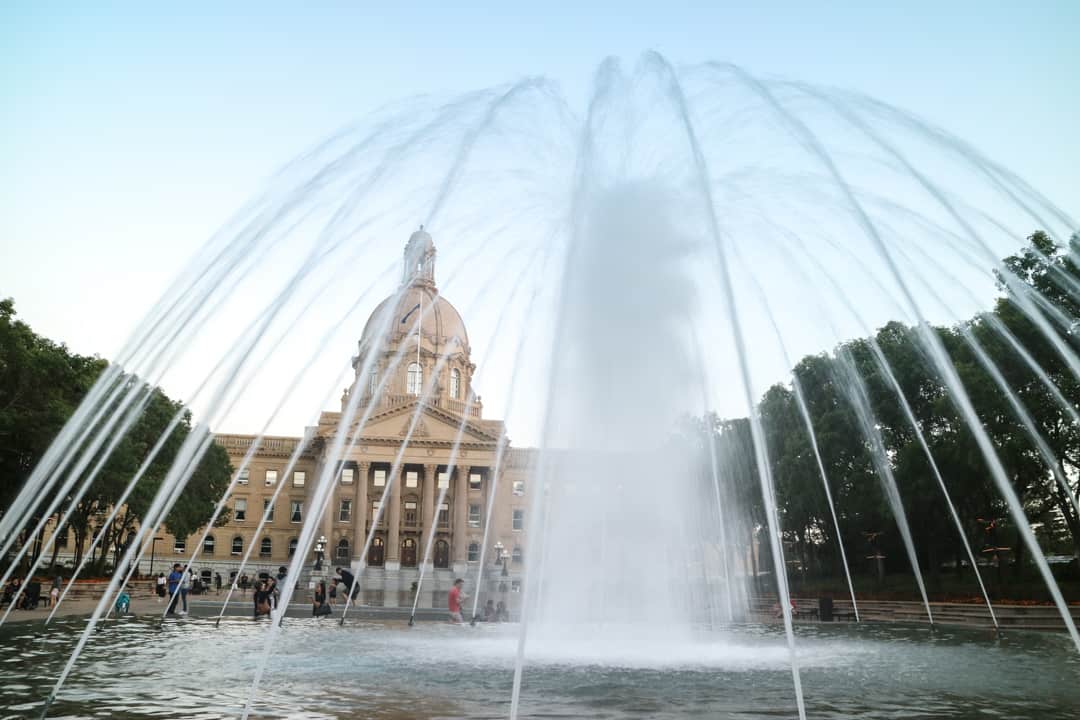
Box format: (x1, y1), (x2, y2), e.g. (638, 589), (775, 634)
(239, 465), (505, 490)
(175, 535), (275, 557)
(233, 498), (304, 523)
(235, 468), (306, 487)
(231, 499), (523, 530)
(175, 535), (523, 566)
(401, 364), (463, 399)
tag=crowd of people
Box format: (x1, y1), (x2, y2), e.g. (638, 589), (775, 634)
(1, 574), (64, 611)
(4, 565), (513, 624)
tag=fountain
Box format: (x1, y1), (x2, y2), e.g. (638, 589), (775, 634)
(2, 53), (1079, 718)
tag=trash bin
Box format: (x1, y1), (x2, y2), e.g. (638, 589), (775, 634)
(819, 596), (834, 622)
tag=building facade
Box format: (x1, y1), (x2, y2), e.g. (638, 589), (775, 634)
(156, 229), (532, 604)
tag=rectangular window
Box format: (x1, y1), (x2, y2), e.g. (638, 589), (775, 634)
(174, 538), (186, 553)
(263, 498), (274, 522)
(511, 580), (521, 593)
(437, 471), (449, 489)
(404, 501), (418, 525)
(469, 472), (482, 490)
(265, 469), (278, 486)
(341, 467), (354, 485)
(293, 471), (305, 487)
(339, 499), (352, 522)
(237, 468), (250, 485)
(512, 509), (524, 531)
(468, 503), (481, 527)
(235, 498), (247, 522)
(290, 501), (303, 523)
(373, 469), (387, 487)
(438, 502), (449, 527)
(405, 471), (418, 488)
(512, 480), (525, 496)
(372, 500), (383, 523)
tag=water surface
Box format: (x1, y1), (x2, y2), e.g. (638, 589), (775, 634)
(1, 616), (1077, 718)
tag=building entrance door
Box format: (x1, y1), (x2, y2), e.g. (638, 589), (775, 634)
(401, 537), (417, 567)
(368, 537), (384, 567)
(433, 539), (450, 569)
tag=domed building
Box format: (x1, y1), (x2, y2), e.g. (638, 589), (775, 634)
(205, 228), (532, 608)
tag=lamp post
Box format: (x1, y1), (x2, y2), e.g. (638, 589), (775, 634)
(149, 536), (162, 577)
(314, 535), (327, 572)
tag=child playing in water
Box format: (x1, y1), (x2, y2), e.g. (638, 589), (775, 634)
(115, 590), (131, 616)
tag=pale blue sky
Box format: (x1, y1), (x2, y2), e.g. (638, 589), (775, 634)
(1, 1), (1077, 440)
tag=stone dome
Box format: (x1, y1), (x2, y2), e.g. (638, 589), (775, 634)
(358, 227), (469, 353)
(359, 283), (469, 352)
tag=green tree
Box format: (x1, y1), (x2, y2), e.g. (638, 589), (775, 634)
(0, 298), (233, 575)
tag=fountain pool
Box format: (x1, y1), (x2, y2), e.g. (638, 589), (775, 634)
(1, 616), (1077, 719)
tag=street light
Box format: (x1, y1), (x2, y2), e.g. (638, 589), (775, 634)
(314, 535), (327, 571)
(149, 536), (163, 577)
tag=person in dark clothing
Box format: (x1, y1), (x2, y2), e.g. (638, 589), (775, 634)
(166, 564), (183, 615)
(312, 581), (331, 617)
(253, 581), (272, 618)
(266, 577), (279, 609)
(334, 567), (359, 600)
(214, 572), (222, 594)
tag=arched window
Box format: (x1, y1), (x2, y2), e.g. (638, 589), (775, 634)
(231, 536), (243, 555)
(401, 537), (417, 567)
(203, 535), (215, 555)
(288, 538), (298, 557)
(467, 542), (480, 562)
(450, 368), (461, 399)
(406, 362), (422, 395)
(259, 537), (272, 557)
(434, 539), (450, 569)
(368, 536), (385, 567)
(336, 538), (350, 561)
(512, 546), (523, 564)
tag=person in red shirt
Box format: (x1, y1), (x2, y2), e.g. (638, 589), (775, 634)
(448, 578), (465, 623)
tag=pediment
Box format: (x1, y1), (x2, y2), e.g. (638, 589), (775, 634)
(360, 402), (499, 444)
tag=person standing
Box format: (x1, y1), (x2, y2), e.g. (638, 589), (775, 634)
(448, 578), (465, 623)
(155, 572), (167, 601)
(214, 572), (222, 594)
(253, 581), (272, 618)
(166, 564), (183, 616)
(266, 577), (279, 610)
(49, 575), (62, 608)
(179, 566), (192, 614)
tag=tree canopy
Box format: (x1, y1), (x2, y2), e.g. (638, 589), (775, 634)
(703, 231), (1080, 599)
(0, 299), (232, 574)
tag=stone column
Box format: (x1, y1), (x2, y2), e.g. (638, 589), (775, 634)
(386, 467), (402, 569)
(452, 464), (471, 570)
(352, 462), (369, 567)
(422, 463), (437, 570)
